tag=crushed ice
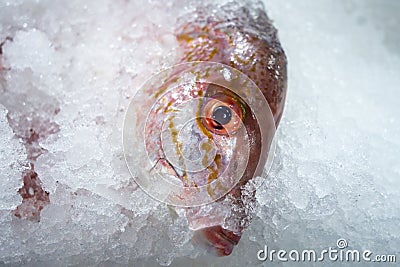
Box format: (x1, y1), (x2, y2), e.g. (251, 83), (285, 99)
(0, 0), (399, 266)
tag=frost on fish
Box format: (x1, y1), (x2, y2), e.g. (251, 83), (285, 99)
(170, 1), (287, 256)
(176, 1), (287, 123)
(125, 0), (287, 257)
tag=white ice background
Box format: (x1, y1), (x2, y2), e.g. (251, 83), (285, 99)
(0, 0), (399, 266)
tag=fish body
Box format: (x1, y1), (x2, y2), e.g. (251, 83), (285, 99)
(126, 1), (287, 256)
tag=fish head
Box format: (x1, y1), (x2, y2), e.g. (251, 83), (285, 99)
(124, 62), (276, 256)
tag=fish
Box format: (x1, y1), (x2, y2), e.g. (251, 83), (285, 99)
(125, 0), (287, 257)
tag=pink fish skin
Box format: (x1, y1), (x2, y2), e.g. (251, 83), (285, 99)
(173, 2), (287, 256)
(176, 2), (287, 125)
(141, 1), (287, 257)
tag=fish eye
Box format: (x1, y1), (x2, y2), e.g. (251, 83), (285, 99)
(201, 94), (243, 135)
(212, 106), (232, 125)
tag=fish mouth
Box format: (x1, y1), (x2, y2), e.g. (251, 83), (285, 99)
(153, 160), (242, 256)
(192, 225), (241, 256)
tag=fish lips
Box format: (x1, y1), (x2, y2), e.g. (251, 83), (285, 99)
(192, 225), (241, 256)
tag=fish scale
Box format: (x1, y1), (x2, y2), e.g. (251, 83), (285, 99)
(176, 1), (287, 123)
